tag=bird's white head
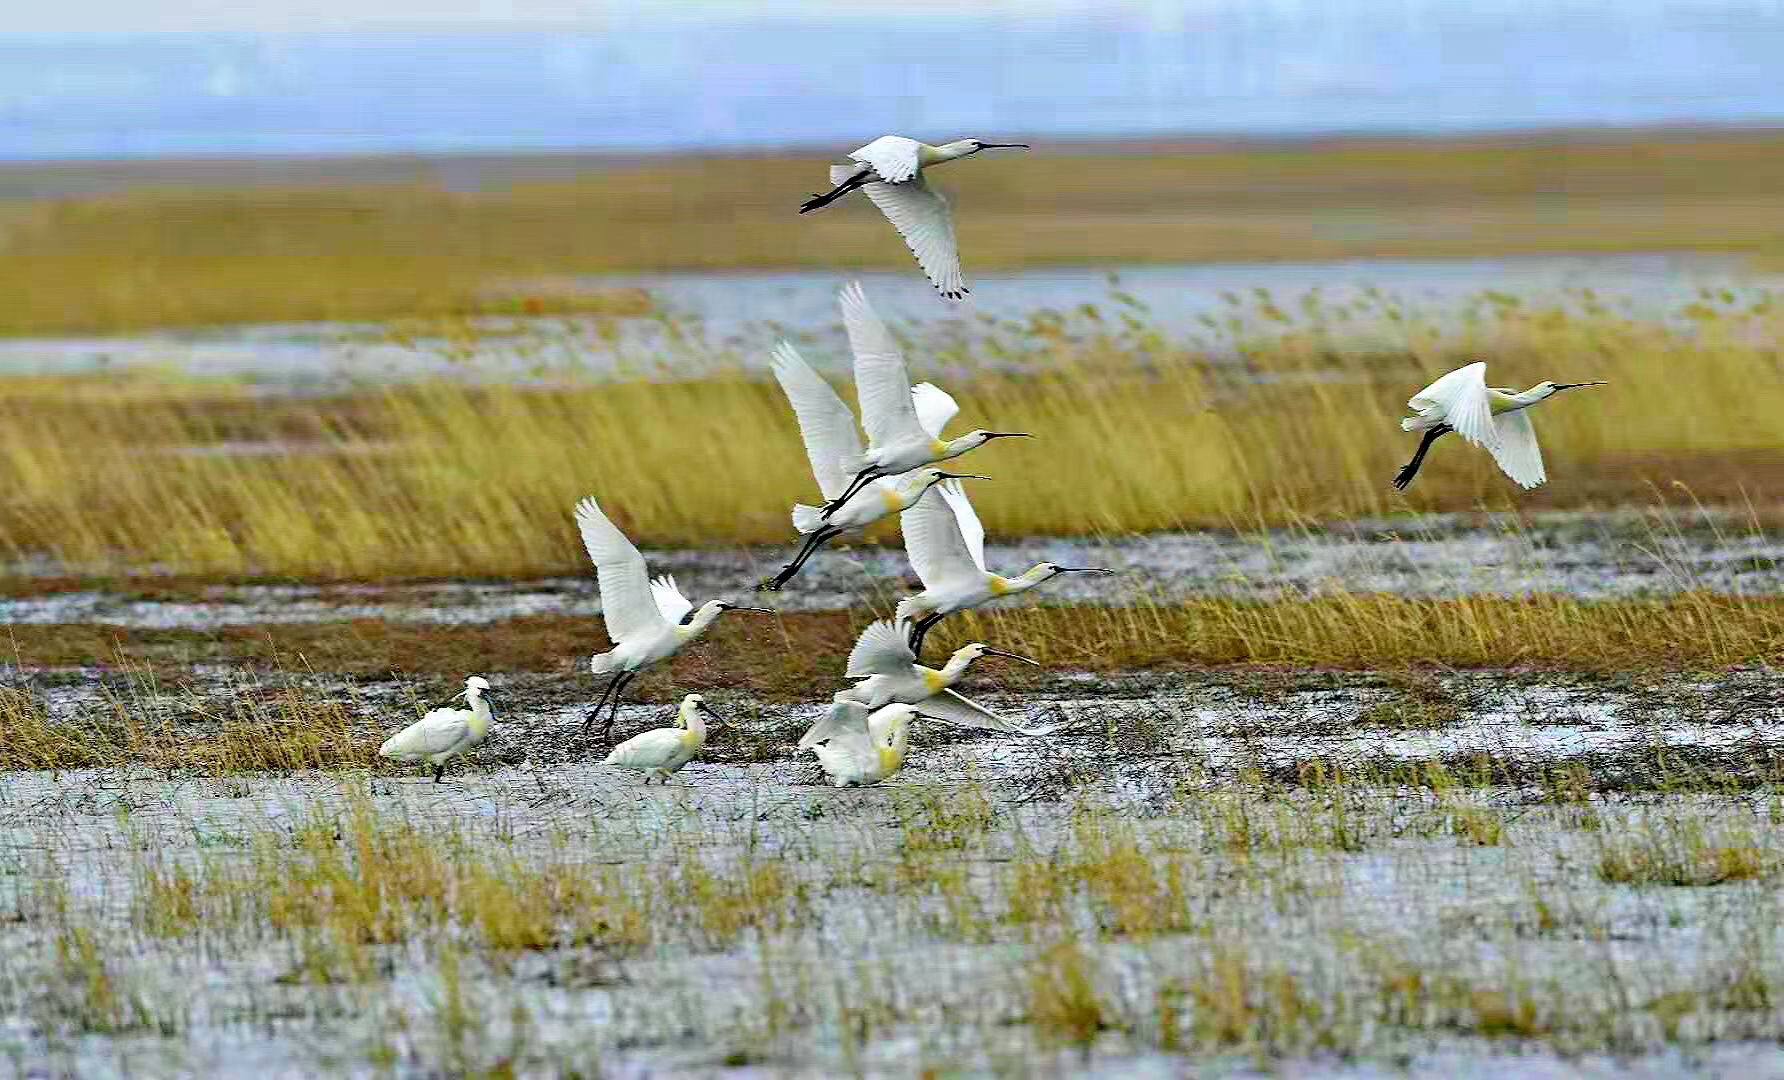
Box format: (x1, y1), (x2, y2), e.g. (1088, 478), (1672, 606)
(955, 642), (1041, 667)
(1026, 561), (1118, 583)
(935, 138), (1031, 161)
(1531, 379), (1609, 401)
(691, 599), (777, 628)
(678, 693), (723, 729)
(459, 675), (492, 699)
(905, 467), (992, 495)
(955, 428), (1033, 452)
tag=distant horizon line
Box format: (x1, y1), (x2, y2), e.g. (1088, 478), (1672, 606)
(7, 119), (1784, 171)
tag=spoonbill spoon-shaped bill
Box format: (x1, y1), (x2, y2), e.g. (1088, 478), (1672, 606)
(379, 675), (495, 782)
(820, 617), (1054, 737)
(575, 495), (774, 738)
(1394, 362), (1606, 491)
(760, 339), (989, 590)
(799, 136), (1029, 301)
(897, 479), (1115, 655)
(604, 693), (723, 784)
(819, 283), (1030, 517)
(807, 701), (938, 788)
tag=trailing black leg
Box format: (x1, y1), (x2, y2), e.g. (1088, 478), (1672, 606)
(822, 468), (880, 517)
(433, 762), (446, 783)
(799, 170), (871, 214)
(765, 527), (840, 590)
(1393, 424), (1451, 491)
(908, 613), (945, 656)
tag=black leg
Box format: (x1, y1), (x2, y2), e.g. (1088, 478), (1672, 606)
(909, 613), (945, 657)
(433, 762), (445, 783)
(603, 671), (637, 739)
(799, 171), (870, 214)
(821, 468), (879, 517)
(583, 673), (621, 733)
(766, 527), (840, 590)
(1393, 424), (1451, 491)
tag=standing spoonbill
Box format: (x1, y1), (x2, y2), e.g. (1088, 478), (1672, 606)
(819, 282), (1029, 517)
(378, 675), (495, 782)
(806, 618), (1047, 739)
(760, 340), (988, 591)
(604, 693), (724, 784)
(1394, 362), (1606, 491)
(799, 136), (1029, 301)
(575, 495), (774, 738)
(806, 701), (936, 788)
(897, 480), (1115, 655)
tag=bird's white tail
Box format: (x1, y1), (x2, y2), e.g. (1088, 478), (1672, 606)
(589, 651), (621, 675)
(1400, 417), (1422, 432)
(792, 503), (826, 534)
(894, 595), (930, 625)
(601, 748), (621, 764)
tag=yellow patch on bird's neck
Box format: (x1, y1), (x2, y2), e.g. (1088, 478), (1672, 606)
(877, 745), (904, 775)
(880, 487), (904, 512)
(928, 437), (949, 457)
(988, 575), (1014, 596)
(921, 668), (946, 693)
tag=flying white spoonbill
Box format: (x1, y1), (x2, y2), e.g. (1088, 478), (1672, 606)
(575, 495), (774, 738)
(798, 619), (1046, 746)
(378, 675), (495, 782)
(805, 700), (937, 788)
(760, 340), (988, 590)
(819, 282), (1029, 517)
(799, 136), (1029, 301)
(604, 693), (724, 784)
(1394, 362), (1606, 491)
(897, 480), (1114, 655)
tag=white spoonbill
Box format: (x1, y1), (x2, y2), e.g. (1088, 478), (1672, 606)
(575, 495), (774, 738)
(1394, 362), (1606, 491)
(897, 479), (1115, 655)
(813, 618), (1044, 738)
(819, 282), (1029, 517)
(378, 675), (495, 782)
(604, 693), (724, 784)
(799, 136), (1029, 301)
(806, 701), (935, 788)
(760, 340), (988, 590)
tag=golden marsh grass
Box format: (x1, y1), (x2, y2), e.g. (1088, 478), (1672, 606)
(0, 292), (1777, 578)
(12, 130), (1784, 334)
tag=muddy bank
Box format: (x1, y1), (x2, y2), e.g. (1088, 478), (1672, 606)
(2, 510), (1774, 630)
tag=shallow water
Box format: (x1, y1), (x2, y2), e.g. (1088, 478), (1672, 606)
(3, 665), (1783, 1076)
(3, 510), (1774, 629)
(0, 253), (1774, 381)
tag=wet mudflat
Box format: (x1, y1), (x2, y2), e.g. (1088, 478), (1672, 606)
(4, 510), (1776, 629)
(3, 665), (1783, 1076)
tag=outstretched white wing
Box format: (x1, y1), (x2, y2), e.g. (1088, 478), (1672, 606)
(936, 479), (987, 574)
(919, 689), (1060, 736)
(901, 483), (985, 588)
(575, 495), (668, 644)
(770, 341), (867, 502)
(860, 175), (968, 302)
(1406, 361), (1497, 451)
(650, 574), (694, 626)
(839, 282), (930, 449)
(1488, 410), (1547, 489)
(798, 695), (872, 750)
(846, 618), (918, 677)
(380, 707), (471, 760)
(910, 382), (960, 439)
(848, 135), (923, 184)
